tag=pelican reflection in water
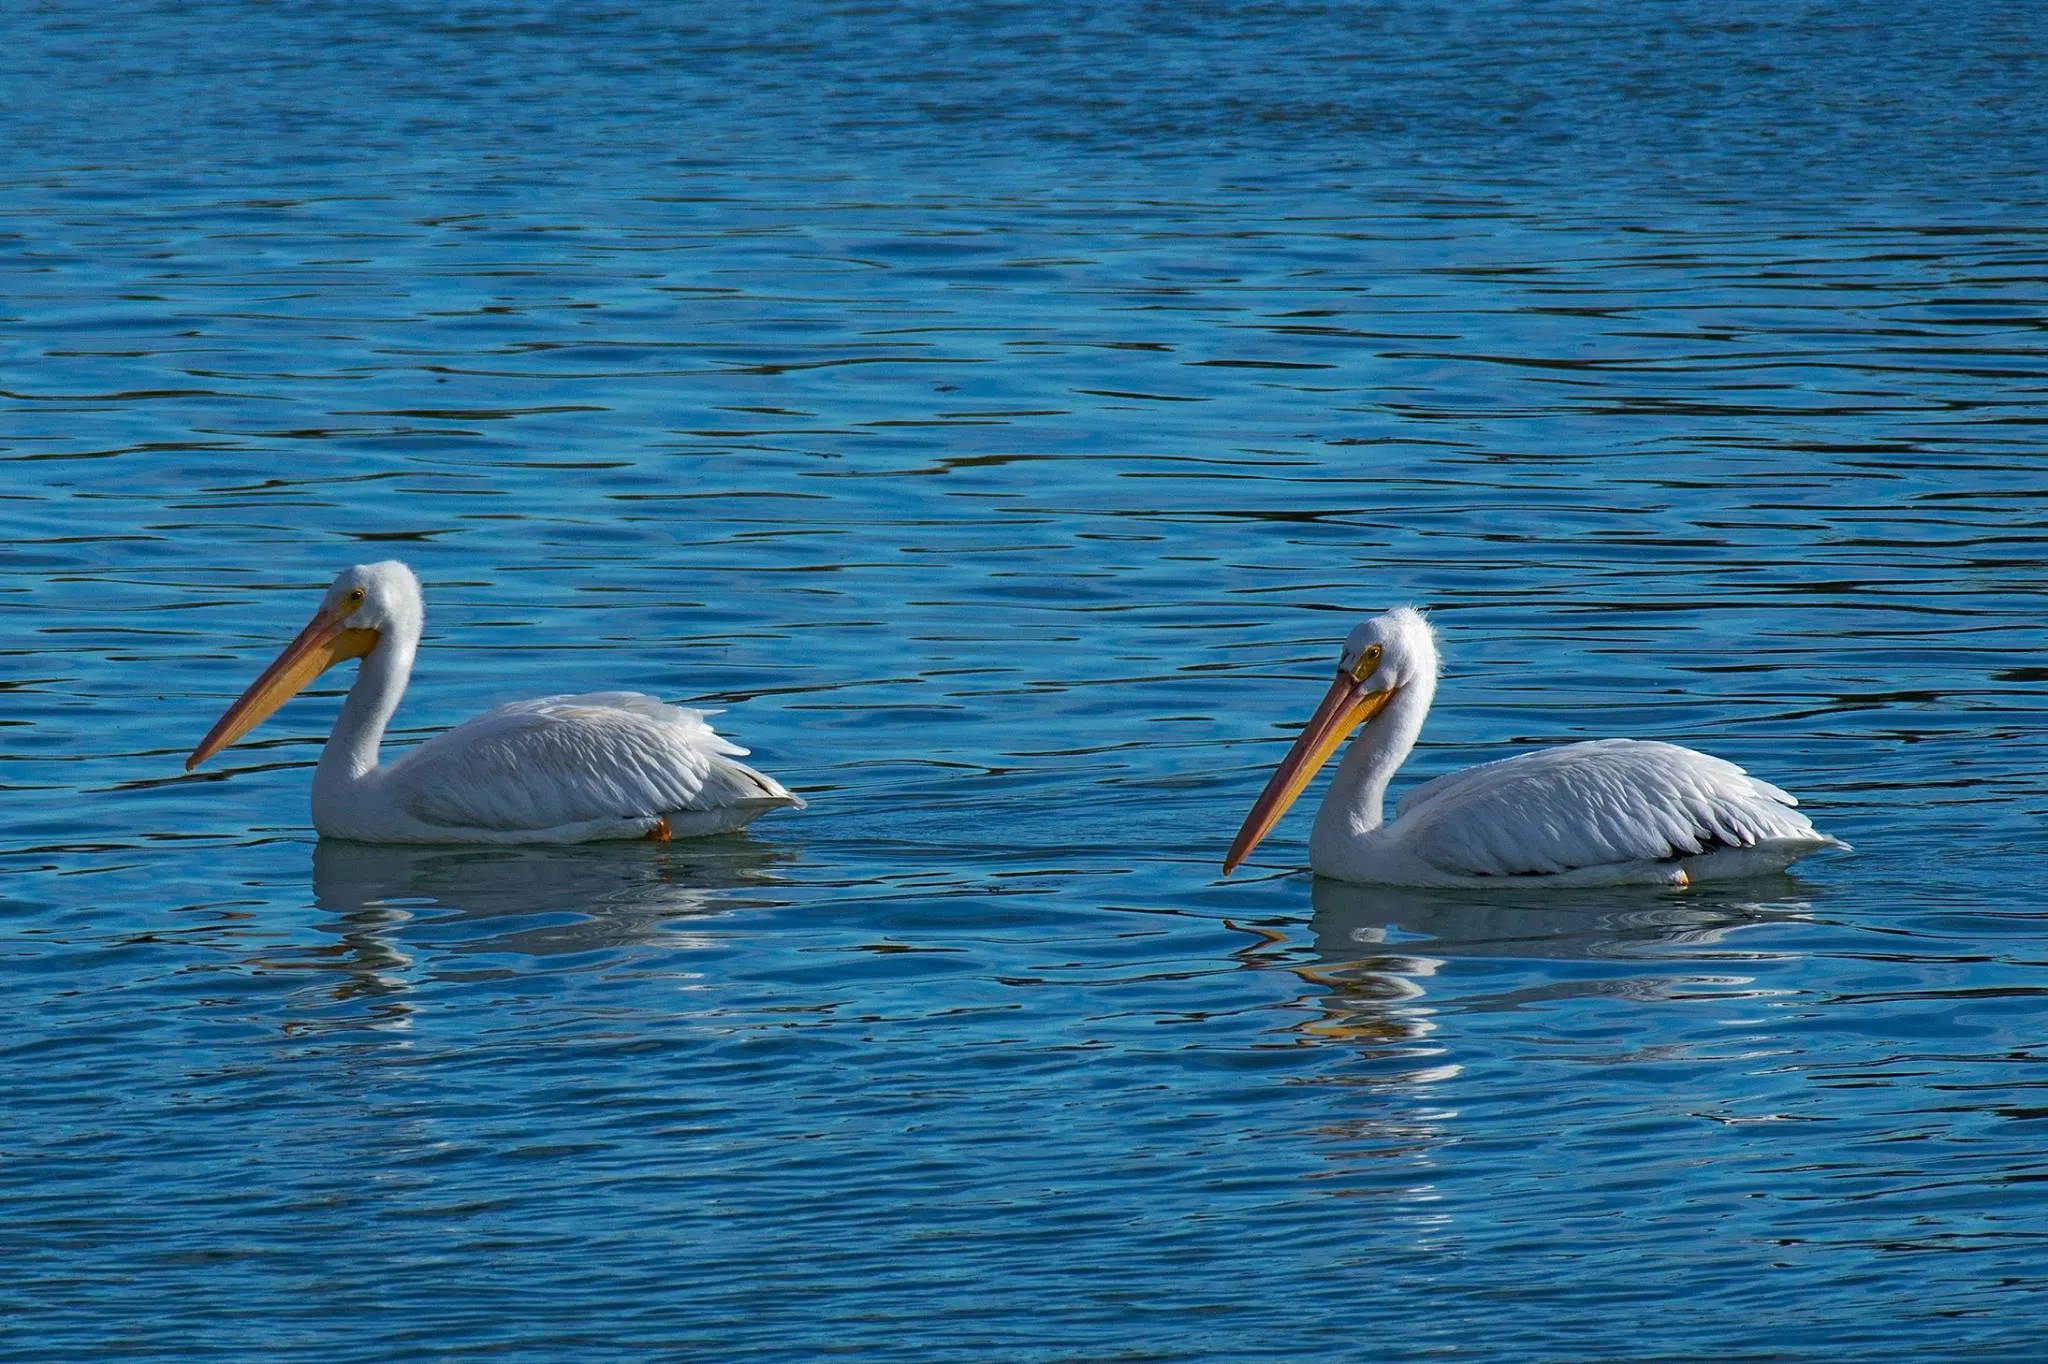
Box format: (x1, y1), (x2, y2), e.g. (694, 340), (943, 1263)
(1297, 877), (1811, 1047)
(302, 837), (794, 1009)
(1254, 879), (1811, 1201)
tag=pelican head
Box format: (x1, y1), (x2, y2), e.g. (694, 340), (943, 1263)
(1222, 607), (1437, 875)
(186, 561), (422, 771)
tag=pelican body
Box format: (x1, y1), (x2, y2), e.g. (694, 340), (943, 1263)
(186, 562), (801, 843)
(1224, 608), (1844, 887)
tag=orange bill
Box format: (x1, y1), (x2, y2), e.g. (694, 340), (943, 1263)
(186, 609), (379, 771)
(1222, 672), (1396, 875)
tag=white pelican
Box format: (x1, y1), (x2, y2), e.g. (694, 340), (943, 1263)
(186, 561), (802, 843)
(1223, 608), (1845, 887)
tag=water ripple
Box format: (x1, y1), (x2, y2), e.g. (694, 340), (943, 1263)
(6, 0), (2048, 1359)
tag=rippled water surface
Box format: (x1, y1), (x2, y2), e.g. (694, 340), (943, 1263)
(6, 2), (2048, 1358)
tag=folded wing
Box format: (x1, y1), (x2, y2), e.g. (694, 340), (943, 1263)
(387, 692), (798, 834)
(1393, 738), (1832, 877)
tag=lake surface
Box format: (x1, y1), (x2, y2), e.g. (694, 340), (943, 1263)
(5, 2), (2048, 1358)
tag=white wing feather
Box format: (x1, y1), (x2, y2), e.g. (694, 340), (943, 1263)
(384, 692), (798, 834)
(1392, 739), (1833, 877)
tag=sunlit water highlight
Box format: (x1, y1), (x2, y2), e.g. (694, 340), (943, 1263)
(5, 2), (2048, 1359)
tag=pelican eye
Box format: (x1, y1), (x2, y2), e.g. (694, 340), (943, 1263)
(1349, 643), (1383, 679)
(343, 587), (365, 609)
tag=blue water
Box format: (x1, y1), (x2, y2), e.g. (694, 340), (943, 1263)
(6, 2), (2048, 1358)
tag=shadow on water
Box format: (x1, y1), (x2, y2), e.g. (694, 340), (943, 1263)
(1308, 876), (1813, 963)
(1291, 875), (1815, 1047)
(295, 836), (799, 1014)
(311, 835), (797, 926)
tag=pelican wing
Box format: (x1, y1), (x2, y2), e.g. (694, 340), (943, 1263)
(1392, 739), (1831, 877)
(387, 692), (797, 834)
